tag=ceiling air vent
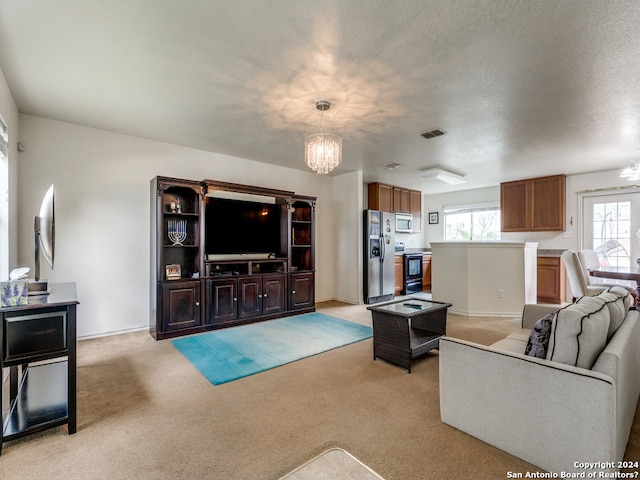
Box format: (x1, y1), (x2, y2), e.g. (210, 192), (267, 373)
(420, 128), (446, 139)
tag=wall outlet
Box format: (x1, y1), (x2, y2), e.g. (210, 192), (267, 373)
(498, 288), (504, 298)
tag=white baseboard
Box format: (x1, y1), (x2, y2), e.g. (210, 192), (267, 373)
(78, 325), (148, 341)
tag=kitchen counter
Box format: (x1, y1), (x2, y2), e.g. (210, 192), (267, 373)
(406, 247), (563, 257)
(537, 249), (565, 257)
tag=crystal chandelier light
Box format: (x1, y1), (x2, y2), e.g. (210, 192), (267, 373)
(305, 100), (342, 175)
(620, 161), (640, 181)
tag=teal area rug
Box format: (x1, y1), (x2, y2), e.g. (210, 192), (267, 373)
(172, 313), (373, 385)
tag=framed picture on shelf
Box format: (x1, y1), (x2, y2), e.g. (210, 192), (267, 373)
(166, 264), (181, 280)
(429, 212), (439, 224)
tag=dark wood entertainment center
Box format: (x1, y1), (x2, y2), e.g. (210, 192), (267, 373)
(150, 176), (316, 340)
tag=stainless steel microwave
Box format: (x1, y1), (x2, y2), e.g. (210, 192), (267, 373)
(395, 213), (413, 232)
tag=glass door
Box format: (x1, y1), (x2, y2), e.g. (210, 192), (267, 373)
(582, 190), (640, 267)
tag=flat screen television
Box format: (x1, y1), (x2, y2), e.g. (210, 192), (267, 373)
(205, 197), (282, 256)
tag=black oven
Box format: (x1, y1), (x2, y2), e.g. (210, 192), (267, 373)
(403, 253), (423, 295)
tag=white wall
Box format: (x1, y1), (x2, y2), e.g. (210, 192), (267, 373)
(0, 66), (20, 279)
(431, 241), (537, 316)
(17, 115), (341, 338)
(332, 170), (363, 304)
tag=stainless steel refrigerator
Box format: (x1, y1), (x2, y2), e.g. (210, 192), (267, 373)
(363, 210), (396, 304)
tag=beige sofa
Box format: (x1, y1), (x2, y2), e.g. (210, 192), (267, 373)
(439, 287), (640, 474)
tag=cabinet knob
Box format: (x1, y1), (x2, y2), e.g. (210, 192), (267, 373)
(233, 297), (237, 302)
(258, 294), (263, 298)
(292, 290), (296, 294)
(195, 302), (200, 306)
(263, 294), (267, 297)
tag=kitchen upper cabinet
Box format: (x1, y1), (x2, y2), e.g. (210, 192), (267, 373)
(368, 183), (422, 230)
(393, 187), (410, 213)
(500, 180), (529, 231)
(368, 183), (393, 212)
(501, 174), (565, 232)
(410, 190), (422, 231)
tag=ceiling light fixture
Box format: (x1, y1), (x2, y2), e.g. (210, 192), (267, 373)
(305, 100), (342, 175)
(419, 167), (466, 185)
(620, 161), (640, 181)
(384, 162), (401, 171)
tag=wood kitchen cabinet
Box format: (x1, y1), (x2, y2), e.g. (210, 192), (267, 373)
(393, 187), (410, 213)
(501, 174), (565, 232)
(500, 179), (529, 231)
(368, 183), (393, 212)
(422, 254), (432, 291)
(395, 255), (403, 296)
(537, 256), (566, 304)
(368, 182), (422, 231)
(410, 190), (422, 231)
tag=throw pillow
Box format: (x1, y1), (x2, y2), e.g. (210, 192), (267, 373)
(524, 313), (554, 358)
(546, 296), (610, 369)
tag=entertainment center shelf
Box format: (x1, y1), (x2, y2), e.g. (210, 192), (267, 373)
(150, 177), (316, 340)
(206, 258), (288, 277)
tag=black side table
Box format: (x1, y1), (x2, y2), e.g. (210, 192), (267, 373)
(0, 282), (79, 454)
(367, 298), (451, 372)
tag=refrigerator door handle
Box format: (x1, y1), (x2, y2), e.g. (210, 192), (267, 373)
(379, 234), (385, 261)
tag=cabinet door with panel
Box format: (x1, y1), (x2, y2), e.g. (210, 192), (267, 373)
(161, 281), (201, 332)
(206, 278), (237, 324)
(262, 274), (286, 316)
(537, 256), (565, 304)
(410, 190), (422, 231)
(238, 276), (262, 319)
(422, 254), (432, 291)
(500, 179), (530, 232)
(394, 255), (403, 296)
(393, 187), (410, 213)
(368, 183), (393, 212)
(530, 175), (565, 231)
(290, 272), (315, 310)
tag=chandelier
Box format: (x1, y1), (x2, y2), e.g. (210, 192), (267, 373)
(305, 100), (342, 175)
(620, 161), (640, 181)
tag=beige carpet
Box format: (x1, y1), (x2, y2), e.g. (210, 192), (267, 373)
(1, 300), (638, 479)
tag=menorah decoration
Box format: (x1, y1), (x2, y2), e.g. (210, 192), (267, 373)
(168, 219), (187, 246)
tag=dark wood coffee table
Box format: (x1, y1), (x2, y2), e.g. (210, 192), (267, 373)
(367, 298), (451, 372)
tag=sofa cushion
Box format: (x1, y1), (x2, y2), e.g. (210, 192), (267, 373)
(546, 296), (610, 369)
(524, 313), (554, 358)
(598, 287), (631, 339)
(491, 337), (528, 354)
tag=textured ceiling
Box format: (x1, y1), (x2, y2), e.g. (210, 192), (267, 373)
(1, 0), (639, 193)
